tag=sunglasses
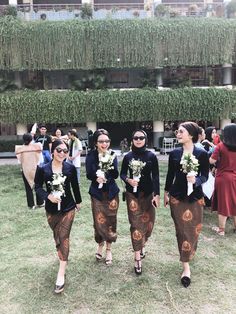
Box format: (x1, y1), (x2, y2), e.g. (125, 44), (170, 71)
(55, 147), (69, 154)
(174, 130), (184, 136)
(97, 140), (111, 144)
(133, 136), (145, 141)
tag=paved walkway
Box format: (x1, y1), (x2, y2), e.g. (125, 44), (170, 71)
(0, 150), (168, 166)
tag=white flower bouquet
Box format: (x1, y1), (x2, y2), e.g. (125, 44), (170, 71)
(48, 173), (66, 211)
(180, 153), (199, 196)
(129, 158), (146, 193)
(96, 150), (115, 189)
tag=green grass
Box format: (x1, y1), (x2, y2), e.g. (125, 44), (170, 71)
(0, 163), (236, 314)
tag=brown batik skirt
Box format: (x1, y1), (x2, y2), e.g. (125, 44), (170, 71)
(126, 191), (155, 252)
(170, 196), (204, 263)
(91, 193), (119, 244)
(46, 209), (75, 261)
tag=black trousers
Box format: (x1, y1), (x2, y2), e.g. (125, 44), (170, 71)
(22, 172), (43, 207)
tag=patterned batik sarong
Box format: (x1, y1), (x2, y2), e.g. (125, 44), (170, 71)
(126, 191), (155, 252)
(91, 193), (119, 243)
(170, 196), (204, 262)
(47, 209), (75, 261)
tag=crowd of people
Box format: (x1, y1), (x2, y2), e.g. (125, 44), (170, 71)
(14, 121), (236, 293)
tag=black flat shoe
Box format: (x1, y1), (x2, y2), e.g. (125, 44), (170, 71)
(95, 253), (103, 261)
(181, 276), (191, 288)
(134, 259), (142, 275)
(54, 283), (65, 294)
(140, 248), (146, 259)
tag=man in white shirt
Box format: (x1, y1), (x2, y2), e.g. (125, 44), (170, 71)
(67, 130), (82, 183)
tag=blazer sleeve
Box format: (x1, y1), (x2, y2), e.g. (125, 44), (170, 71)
(85, 153), (98, 182)
(164, 152), (176, 192)
(34, 166), (49, 201)
(151, 154), (160, 195)
(106, 156), (119, 180)
(70, 165), (82, 204)
(120, 155), (129, 183)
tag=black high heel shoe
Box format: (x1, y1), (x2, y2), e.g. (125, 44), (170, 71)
(54, 274), (66, 294)
(140, 247), (146, 259)
(181, 276), (191, 288)
(54, 283), (65, 294)
(134, 259), (142, 275)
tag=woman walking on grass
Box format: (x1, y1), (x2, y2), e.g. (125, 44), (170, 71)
(164, 122), (209, 287)
(85, 129), (119, 266)
(15, 133), (44, 209)
(35, 139), (82, 294)
(120, 130), (160, 275)
(210, 123), (236, 236)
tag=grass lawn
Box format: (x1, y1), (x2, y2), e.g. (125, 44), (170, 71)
(0, 163), (236, 314)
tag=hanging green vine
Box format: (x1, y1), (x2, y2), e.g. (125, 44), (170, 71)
(0, 88), (236, 123)
(1, 17), (236, 70)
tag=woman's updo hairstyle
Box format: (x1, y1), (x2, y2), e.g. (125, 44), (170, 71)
(51, 139), (68, 154)
(93, 129), (110, 146)
(180, 121), (199, 143)
(23, 133), (32, 145)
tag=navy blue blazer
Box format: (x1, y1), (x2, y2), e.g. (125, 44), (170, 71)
(35, 161), (82, 214)
(120, 150), (160, 196)
(164, 146), (209, 202)
(85, 149), (120, 201)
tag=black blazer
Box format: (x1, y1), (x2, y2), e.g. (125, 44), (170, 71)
(164, 146), (209, 202)
(35, 161), (82, 214)
(120, 150), (160, 196)
(85, 149), (120, 201)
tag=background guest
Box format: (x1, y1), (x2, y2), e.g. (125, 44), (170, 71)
(210, 123), (236, 236)
(15, 133), (44, 209)
(34, 124), (52, 164)
(67, 130), (83, 183)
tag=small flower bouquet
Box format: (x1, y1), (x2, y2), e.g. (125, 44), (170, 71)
(180, 153), (199, 196)
(129, 158), (146, 193)
(48, 173), (66, 211)
(96, 151), (115, 189)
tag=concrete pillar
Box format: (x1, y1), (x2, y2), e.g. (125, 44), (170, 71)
(220, 119), (231, 130)
(222, 63), (232, 86)
(14, 72), (22, 89)
(153, 120), (164, 150)
(16, 123), (27, 135)
(212, 119), (220, 129)
(156, 68), (163, 87)
(86, 122), (96, 132)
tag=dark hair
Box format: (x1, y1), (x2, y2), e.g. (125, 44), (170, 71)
(223, 123), (236, 151)
(205, 126), (216, 142)
(51, 139), (68, 153)
(132, 129), (148, 146)
(23, 133), (32, 145)
(198, 127), (204, 135)
(39, 124), (46, 129)
(180, 121), (199, 143)
(54, 128), (63, 136)
(93, 129), (110, 146)
(68, 129), (77, 137)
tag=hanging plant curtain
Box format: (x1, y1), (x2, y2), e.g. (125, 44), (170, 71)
(0, 88), (235, 123)
(1, 17), (236, 70)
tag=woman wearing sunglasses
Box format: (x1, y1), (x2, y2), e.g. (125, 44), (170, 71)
(120, 130), (160, 275)
(164, 122), (209, 288)
(35, 139), (82, 294)
(85, 129), (119, 266)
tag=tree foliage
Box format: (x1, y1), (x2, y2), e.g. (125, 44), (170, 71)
(1, 18), (236, 70)
(0, 88), (235, 123)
